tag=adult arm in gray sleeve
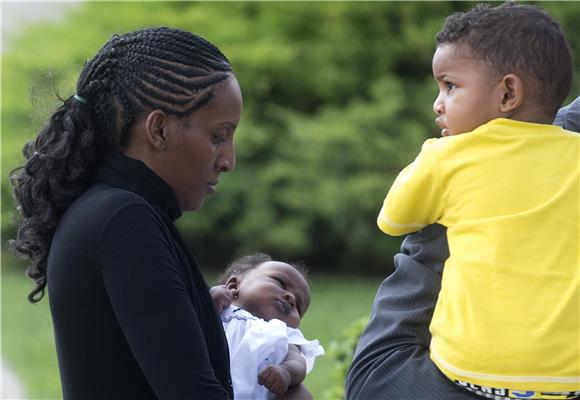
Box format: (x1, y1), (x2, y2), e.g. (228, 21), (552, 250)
(345, 224), (479, 400)
(553, 96), (580, 131)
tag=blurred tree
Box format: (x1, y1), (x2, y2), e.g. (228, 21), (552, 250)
(2, 1), (579, 275)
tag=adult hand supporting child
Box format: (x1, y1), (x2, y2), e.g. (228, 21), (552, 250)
(210, 285), (235, 313)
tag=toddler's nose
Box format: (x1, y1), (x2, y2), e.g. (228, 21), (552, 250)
(433, 96), (444, 115)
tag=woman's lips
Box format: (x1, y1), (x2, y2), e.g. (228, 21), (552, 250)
(206, 182), (217, 194)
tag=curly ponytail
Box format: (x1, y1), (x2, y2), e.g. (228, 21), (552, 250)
(9, 27), (233, 302)
(9, 98), (112, 302)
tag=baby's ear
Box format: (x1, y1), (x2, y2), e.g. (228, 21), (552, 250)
(225, 276), (238, 290)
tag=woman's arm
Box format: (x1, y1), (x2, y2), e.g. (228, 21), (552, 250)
(210, 284), (234, 313)
(100, 203), (231, 399)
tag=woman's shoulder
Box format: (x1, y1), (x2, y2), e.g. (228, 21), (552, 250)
(82, 183), (150, 208)
(58, 183), (161, 239)
(70, 183), (156, 220)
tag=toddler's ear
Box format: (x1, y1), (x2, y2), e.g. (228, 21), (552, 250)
(225, 276), (238, 290)
(499, 73), (525, 113)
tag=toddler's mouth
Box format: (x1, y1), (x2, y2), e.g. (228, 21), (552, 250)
(435, 118), (450, 137)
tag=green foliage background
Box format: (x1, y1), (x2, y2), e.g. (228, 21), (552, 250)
(2, 1), (579, 276)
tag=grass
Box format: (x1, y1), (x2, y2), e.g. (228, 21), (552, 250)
(300, 274), (378, 399)
(2, 258), (61, 400)
(2, 255), (381, 399)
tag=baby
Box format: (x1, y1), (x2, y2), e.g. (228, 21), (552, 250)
(211, 253), (324, 400)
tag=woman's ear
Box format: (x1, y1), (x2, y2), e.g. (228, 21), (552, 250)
(144, 110), (169, 151)
(499, 73), (525, 114)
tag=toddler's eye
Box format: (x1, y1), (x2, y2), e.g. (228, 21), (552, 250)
(445, 82), (456, 92)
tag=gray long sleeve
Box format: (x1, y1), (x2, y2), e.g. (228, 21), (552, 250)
(553, 96), (580, 131)
(345, 224), (479, 400)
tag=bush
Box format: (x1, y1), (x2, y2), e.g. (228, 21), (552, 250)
(322, 316), (369, 399)
(3, 2), (579, 274)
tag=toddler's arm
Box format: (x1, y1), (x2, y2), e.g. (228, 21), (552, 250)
(258, 344), (306, 395)
(378, 139), (443, 236)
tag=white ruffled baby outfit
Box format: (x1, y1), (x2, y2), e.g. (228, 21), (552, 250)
(221, 305), (324, 400)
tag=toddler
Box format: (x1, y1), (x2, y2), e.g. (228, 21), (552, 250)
(211, 253), (324, 400)
(378, 3), (578, 399)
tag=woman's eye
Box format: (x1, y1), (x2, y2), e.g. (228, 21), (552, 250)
(212, 129), (229, 144)
(212, 134), (226, 144)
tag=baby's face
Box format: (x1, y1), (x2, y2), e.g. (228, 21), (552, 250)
(232, 261), (310, 328)
(432, 43), (505, 136)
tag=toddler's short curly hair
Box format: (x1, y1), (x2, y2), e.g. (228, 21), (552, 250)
(436, 2), (572, 117)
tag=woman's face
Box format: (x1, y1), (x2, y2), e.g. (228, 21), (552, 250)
(161, 75), (243, 211)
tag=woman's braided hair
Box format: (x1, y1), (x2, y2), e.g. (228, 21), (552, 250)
(9, 27), (233, 302)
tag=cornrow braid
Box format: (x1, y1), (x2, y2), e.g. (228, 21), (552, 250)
(9, 27), (234, 302)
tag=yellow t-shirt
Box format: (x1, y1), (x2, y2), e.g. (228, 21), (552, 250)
(378, 118), (580, 391)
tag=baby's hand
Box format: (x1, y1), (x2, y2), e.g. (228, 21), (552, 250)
(209, 285), (233, 313)
(258, 364), (292, 395)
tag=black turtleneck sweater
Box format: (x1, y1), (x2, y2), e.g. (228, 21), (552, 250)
(47, 153), (233, 400)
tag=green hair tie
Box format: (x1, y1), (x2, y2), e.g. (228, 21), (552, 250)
(73, 94), (88, 104)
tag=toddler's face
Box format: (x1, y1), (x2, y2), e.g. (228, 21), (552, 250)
(231, 261), (310, 328)
(432, 43), (505, 136)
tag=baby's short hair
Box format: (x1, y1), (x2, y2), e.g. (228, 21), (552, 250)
(218, 252), (309, 284)
(436, 2), (572, 117)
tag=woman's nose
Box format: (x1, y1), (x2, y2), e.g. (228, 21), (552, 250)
(217, 145), (236, 173)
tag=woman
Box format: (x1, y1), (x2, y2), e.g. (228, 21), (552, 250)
(9, 27), (241, 399)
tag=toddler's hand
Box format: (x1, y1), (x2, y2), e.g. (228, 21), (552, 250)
(258, 364), (292, 395)
(209, 285), (233, 313)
